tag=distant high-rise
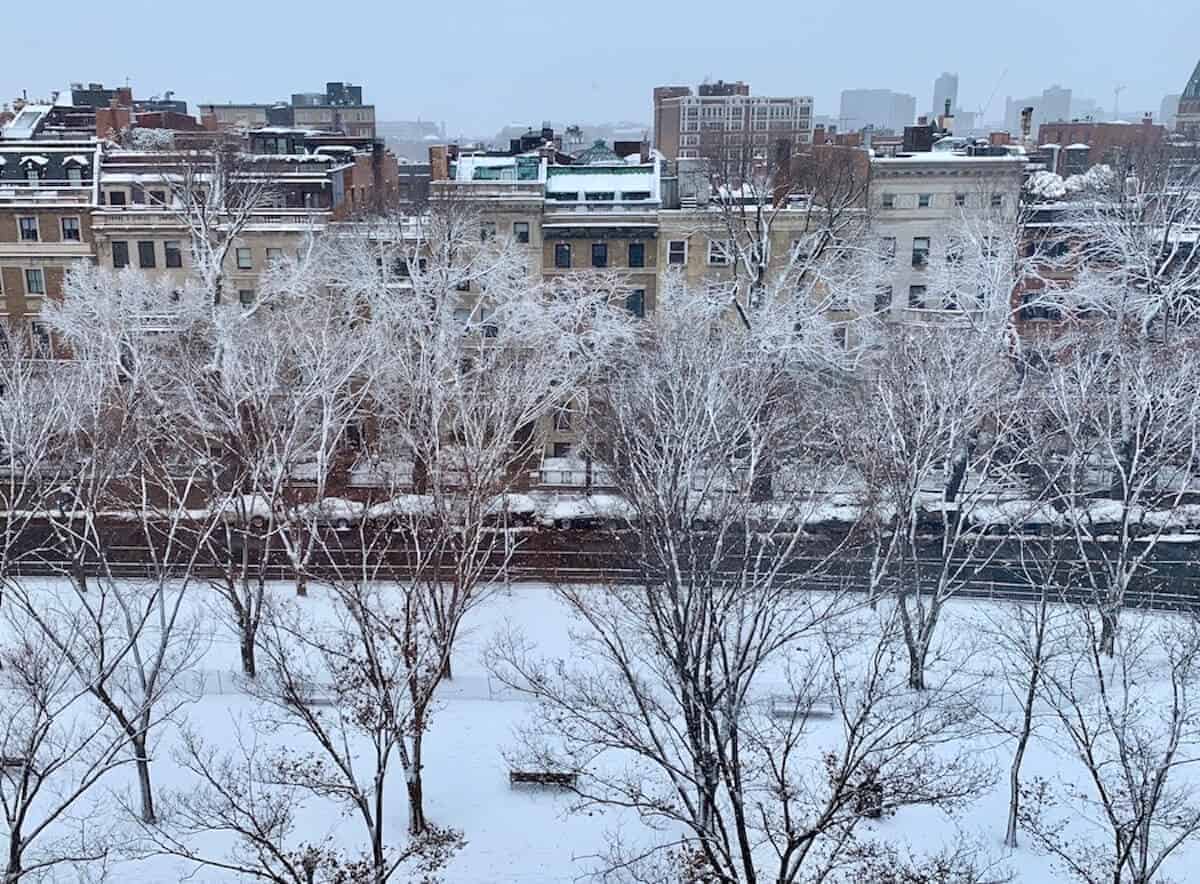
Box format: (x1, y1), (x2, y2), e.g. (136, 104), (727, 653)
(839, 89), (916, 134)
(1005, 85), (1072, 136)
(1160, 94), (1181, 130)
(932, 72), (958, 116)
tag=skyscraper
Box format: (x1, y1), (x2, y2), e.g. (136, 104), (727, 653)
(932, 72), (959, 116)
(839, 89), (916, 133)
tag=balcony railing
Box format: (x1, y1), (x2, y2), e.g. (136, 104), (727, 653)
(0, 182), (93, 205)
(91, 208), (332, 230)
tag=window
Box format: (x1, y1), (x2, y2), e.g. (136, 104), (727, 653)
(707, 239), (731, 266)
(620, 191), (651, 201)
(881, 193), (895, 209)
(131, 184), (145, 205)
(238, 289), (255, 306)
(513, 221), (530, 244)
(480, 221), (497, 241)
(591, 242), (608, 268)
(584, 192), (615, 201)
(165, 240), (183, 268)
(149, 190), (166, 205)
(236, 247), (253, 270)
(26, 168), (40, 186)
(108, 190), (127, 206)
(552, 442), (572, 459)
(67, 167), (83, 186)
(912, 237), (930, 268)
(61, 217), (80, 241)
(18, 217), (38, 242)
(880, 236), (896, 259)
(554, 243), (571, 269)
(265, 247), (284, 264)
(833, 326), (847, 349)
(918, 193), (932, 208)
(908, 285), (927, 308)
(625, 289), (645, 318)
(990, 193), (1004, 209)
(137, 241), (156, 269)
(30, 321), (51, 357)
(554, 407), (572, 432)
(112, 240), (130, 268)
(954, 192), (966, 207)
(874, 285), (893, 312)
(628, 242), (645, 268)
(24, 269), (45, 295)
(668, 240), (687, 265)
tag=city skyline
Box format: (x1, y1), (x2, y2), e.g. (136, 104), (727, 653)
(4, 0), (1196, 134)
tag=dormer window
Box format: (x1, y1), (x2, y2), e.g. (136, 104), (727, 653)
(62, 154), (88, 186)
(19, 155), (49, 186)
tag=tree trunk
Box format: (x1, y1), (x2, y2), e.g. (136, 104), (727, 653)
(133, 735), (156, 824)
(1100, 609), (1118, 657)
(239, 627), (257, 679)
(907, 651), (926, 691)
(5, 826), (22, 884)
(406, 773), (427, 836)
(1006, 654), (1041, 848)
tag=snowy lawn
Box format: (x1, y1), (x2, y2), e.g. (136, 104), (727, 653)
(2, 579), (1198, 882)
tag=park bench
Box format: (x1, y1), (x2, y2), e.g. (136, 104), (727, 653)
(509, 770), (577, 788)
(768, 695), (836, 720)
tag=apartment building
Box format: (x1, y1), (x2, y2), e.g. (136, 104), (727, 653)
(869, 147), (1026, 317)
(652, 80), (814, 167)
(201, 82), (376, 139)
(1037, 118), (1166, 175)
(0, 138), (98, 332)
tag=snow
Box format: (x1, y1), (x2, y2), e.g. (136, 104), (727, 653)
(61, 154), (89, 166)
(19, 155), (49, 166)
(212, 493), (274, 521)
(295, 496), (365, 523)
(1026, 170), (1067, 200)
(544, 167), (657, 200)
(538, 493), (637, 525)
(364, 493), (437, 519)
(5, 581), (1199, 882)
(484, 492), (539, 516)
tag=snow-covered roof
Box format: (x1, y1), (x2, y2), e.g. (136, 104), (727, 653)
(1039, 143), (1061, 149)
(1, 106), (51, 140)
(454, 154), (546, 183)
(62, 154), (89, 166)
(545, 165), (658, 200)
(245, 153), (335, 163)
(19, 155), (49, 166)
(1065, 143), (1091, 150)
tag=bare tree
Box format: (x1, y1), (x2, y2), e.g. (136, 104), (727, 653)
(243, 580), (465, 882)
(487, 283), (994, 882)
(847, 323), (1021, 690)
(0, 604), (132, 882)
(1021, 612), (1200, 884)
(1031, 329), (1200, 655)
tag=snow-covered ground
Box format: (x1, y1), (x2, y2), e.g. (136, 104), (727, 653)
(3, 580), (1198, 882)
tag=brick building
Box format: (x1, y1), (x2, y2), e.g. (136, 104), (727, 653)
(0, 139), (98, 331)
(1037, 117), (1167, 175)
(652, 80), (813, 168)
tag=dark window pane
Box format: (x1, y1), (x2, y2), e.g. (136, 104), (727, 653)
(628, 242), (645, 268)
(138, 241), (156, 269)
(591, 242), (608, 268)
(112, 241), (129, 268)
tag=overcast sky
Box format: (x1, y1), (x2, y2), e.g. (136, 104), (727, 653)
(6, 0), (1198, 136)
